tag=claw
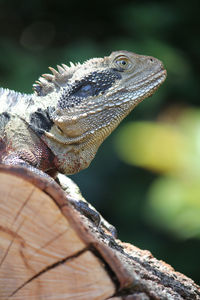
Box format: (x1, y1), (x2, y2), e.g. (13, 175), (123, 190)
(67, 196), (117, 237)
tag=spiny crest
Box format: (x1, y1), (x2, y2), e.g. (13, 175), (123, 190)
(33, 56), (107, 96)
(33, 61), (81, 96)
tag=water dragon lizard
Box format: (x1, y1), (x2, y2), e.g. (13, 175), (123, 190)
(0, 50), (167, 235)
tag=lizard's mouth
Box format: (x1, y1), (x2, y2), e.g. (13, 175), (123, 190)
(108, 68), (167, 109)
(99, 68), (167, 109)
(127, 68), (167, 94)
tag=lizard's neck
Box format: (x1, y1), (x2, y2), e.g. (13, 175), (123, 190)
(0, 88), (33, 114)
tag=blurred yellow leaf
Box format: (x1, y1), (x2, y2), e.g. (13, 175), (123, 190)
(115, 121), (186, 174)
(146, 176), (200, 238)
(115, 109), (200, 239)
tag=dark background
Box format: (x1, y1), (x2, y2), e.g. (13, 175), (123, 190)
(0, 0), (200, 283)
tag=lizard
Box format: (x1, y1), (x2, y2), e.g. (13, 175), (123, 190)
(0, 50), (166, 235)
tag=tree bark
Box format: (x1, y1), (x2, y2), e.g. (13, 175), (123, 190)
(0, 165), (199, 300)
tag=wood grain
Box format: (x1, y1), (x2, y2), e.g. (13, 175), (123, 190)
(0, 165), (199, 300)
(0, 171), (115, 299)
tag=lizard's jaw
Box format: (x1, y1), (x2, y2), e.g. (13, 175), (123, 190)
(127, 68), (166, 94)
(113, 67), (167, 107)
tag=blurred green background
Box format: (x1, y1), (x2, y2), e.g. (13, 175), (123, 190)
(0, 0), (200, 283)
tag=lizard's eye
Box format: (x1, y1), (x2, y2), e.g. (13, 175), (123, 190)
(114, 56), (132, 71)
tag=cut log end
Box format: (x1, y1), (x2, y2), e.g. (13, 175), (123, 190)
(0, 165), (199, 300)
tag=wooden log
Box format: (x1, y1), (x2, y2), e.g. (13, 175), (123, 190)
(0, 165), (199, 300)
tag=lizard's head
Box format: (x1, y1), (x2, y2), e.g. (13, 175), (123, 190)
(33, 50), (166, 174)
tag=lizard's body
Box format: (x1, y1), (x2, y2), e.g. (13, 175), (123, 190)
(0, 50), (166, 234)
(0, 89), (58, 175)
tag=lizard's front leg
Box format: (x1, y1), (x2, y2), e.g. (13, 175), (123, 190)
(56, 173), (117, 237)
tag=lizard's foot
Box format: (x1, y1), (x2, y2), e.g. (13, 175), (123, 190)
(67, 196), (101, 226)
(67, 196), (117, 237)
(56, 174), (117, 238)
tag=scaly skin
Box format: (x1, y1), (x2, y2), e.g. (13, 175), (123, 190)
(0, 50), (167, 235)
